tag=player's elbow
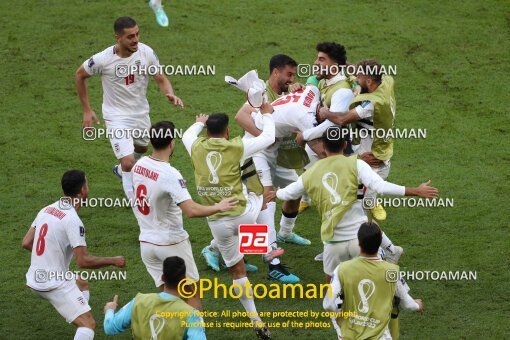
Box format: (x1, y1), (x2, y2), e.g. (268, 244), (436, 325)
(21, 239), (32, 251)
(76, 256), (91, 269)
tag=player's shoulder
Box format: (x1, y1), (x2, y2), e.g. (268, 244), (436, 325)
(94, 45), (117, 59)
(138, 43), (158, 58)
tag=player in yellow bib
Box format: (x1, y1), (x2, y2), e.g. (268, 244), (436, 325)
(323, 223), (423, 340)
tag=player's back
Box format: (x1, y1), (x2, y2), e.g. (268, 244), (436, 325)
(26, 202), (84, 291)
(132, 156), (189, 246)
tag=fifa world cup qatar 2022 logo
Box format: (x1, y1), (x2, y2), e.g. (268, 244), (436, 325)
(206, 151), (222, 184)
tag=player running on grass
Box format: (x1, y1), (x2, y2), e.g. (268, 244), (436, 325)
(130, 120), (237, 311)
(182, 94), (276, 339)
(75, 16), (183, 202)
(23, 170), (125, 340)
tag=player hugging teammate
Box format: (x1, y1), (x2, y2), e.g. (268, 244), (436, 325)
(23, 16), (437, 339)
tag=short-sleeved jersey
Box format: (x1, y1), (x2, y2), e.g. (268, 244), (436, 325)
(132, 156), (192, 246)
(252, 86), (320, 138)
(26, 202), (87, 291)
(83, 43), (160, 120)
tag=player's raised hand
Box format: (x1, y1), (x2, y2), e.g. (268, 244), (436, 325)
(167, 94), (184, 108)
(104, 294), (119, 313)
(196, 114), (209, 124)
(416, 180), (439, 198)
(113, 256), (126, 268)
(289, 83), (305, 93)
(82, 109), (100, 128)
(415, 299), (423, 315)
(215, 197), (238, 212)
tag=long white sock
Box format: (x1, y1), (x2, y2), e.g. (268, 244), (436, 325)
(122, 171), (134, 201)
(209, 239), (220, 253)
(150, 0), (162, 8)
(233, 277), (261, 323)
(116, 163), (123, 176)
(82, 290), (90, 302)
(279, 214), (297, 236)
(74, 327), (94, 340)
(257, 202), (276, 246)
(381, 232), (396, 253)
(301, 194), (311, 203)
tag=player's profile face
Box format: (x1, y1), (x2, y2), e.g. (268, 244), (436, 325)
(118, 26), (140, 53)
(277, 65), (296, 92)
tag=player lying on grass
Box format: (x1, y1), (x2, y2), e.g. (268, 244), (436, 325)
(75, 16), (183, 203)
(323, 222), (423, 340)
(130, 120), (237, 311)
(103, 256), (206, 339)
(270, 127), (438, 281)
(23, 170), (125, 340)
(182, 104), (276, 339)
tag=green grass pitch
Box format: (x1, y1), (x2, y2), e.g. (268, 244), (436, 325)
(0, 0), (509, 339)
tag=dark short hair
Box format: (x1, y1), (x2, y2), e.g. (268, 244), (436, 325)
(322, 127), (349, 153)
(269, 54), (298, 74)
(150, 121), (177, 150)
(316, 42), (347, 65)
(162, 256), (186, 288)
(357, 59), (383, 83)
(61, 170), (86, 197)
(358, 222), (383, 255)
(206, 113), (229, 135)
(114, 16), (137, 35)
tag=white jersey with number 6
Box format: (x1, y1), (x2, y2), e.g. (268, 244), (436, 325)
(82, 43), (160, 120)
(132, 156), (192, 246)
(26, 202), (87, 292)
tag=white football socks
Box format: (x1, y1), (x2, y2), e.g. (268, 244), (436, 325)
(74, 327), (94, 340)
(121, 171), (134, 201)
(301, 194), (311, 203)
(149, 0), (162, 8)
(233, 277), (262, 324)
(257, 202), (276, 246)
(279, 214), (296, 236)
(381, 232), (396, 254)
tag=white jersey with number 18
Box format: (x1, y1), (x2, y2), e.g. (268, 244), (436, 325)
(26, 202), (87, 292)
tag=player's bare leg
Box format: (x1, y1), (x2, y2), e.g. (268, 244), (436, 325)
(76, 277), (90, 302)
(277, 198), (311, 246)
(72, 311), (96, 340)
(228, 259), (270, 339)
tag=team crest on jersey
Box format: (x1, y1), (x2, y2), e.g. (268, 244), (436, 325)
(87, 57), (95, 68)
(79, 226), (85, 237)
(178, 179), (186, 188)
(114, 143), (120, 153)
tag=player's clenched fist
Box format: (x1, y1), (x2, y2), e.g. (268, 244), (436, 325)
(104, 294), (119, 313)
(113, 256), (126, 268)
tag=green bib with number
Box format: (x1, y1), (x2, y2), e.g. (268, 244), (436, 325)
(190, 136), (246, 219)
(301, 155), (358, 242)
(131, 293), (194, 340)
(338, 258), (398, 340)
(350, 75), (395, 160)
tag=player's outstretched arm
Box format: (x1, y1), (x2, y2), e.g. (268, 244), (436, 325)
(404, 180), (439, 198)
(153, 73), (184, 107)
(235, 103), (263, 137)
(182, 114), (208, 155)
(73, 246), (125, 269)
(21, 227), (35, 251)
(75, 65), (100, 128)
(320, 107), (360, 126)
(178, 197), (238, 218)
(241, 102), (275, 159)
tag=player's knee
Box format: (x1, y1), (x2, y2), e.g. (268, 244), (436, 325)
(74, 312), (96, 330)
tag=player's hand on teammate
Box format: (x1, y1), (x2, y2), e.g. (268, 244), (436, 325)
(415, 299), (423, 315)
(260, 101), (274, 114)
(416, 180), (439, 198)
(196, 114), (209, 124)
(360, 152), (384, 167)
(103, 294), (119, 313)
(265, 191), (277, 202)
(215, 197), (238, 212)
(288, 83), (305, 93)
(113, 256), (126, 268)
(352, 84), (362, 96)
(318, 106), (330, 121)
(82, 109), (100, 128)
(295, 131), (305, 147)
(166, 93), (184, 108)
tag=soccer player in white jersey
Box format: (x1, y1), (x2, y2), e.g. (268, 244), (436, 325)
(22, 170), (126, 340)
(75, 16), (183, 202)
(131, 120), (237, 311)
(235, 84), (322, 283)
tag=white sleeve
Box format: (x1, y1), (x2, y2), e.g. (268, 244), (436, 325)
(354, 100), (374, 119)
(395, 278), (420, 311)
(242, 114), (275, 160)
(357, 160), (405, 196)
(165, 171), (192, 205)
(182, 122), (204, 155)
(147, 47), (160, 67)
(323, 265), (343, 312)
(302, 119), (334, 141)
(82, 52), (105, 76)
(276, 177), (306, 201)
(330, 88), (354, 113)
(65, 216), (87, 248)
(31, 212), (40, 229)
